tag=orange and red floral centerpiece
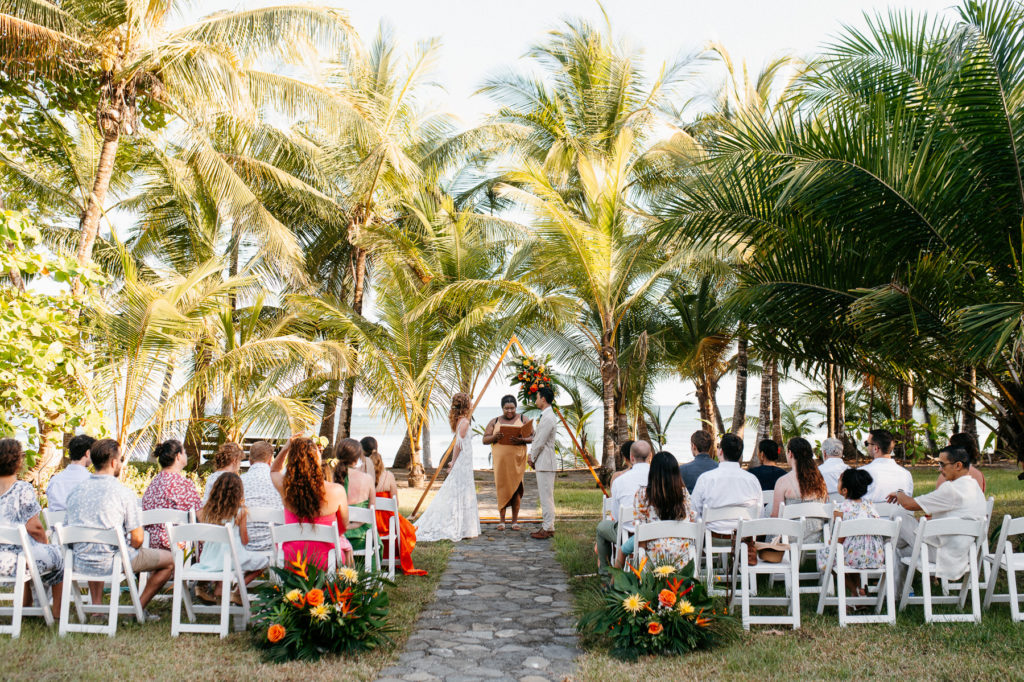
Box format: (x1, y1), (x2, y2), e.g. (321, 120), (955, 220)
(508, 353), (556, 405)
(578, 558), (734, 660)
(251, 553), (395, 662)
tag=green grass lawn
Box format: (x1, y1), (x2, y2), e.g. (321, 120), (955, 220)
(0, 541), (452, 681)
(553, 466), (1024, 681)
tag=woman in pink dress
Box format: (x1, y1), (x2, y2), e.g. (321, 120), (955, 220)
(270, 437), (352, 569)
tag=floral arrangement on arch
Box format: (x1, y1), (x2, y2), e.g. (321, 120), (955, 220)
(578, 559), (734, 661)
(250, 552), (395, 662)
(509, 353), (555, 404)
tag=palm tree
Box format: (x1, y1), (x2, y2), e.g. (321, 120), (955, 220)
(0, 0), (354, 283)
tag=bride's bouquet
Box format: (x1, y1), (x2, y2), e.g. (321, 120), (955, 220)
(509, 353), (554, 404)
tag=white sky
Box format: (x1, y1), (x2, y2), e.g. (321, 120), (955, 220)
(200, 0), (955, 410)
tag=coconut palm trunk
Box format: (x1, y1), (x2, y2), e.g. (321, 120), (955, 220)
(26, 416), (61, 487)
(757, 359), (772, 441)
(599, 339), (619, 478)
(770, 356), (783, 443)
(695, 379), (720, 446)
(731, 337), (748, 438)
(961, 366), (978, 438)
(898, 382), (914, 461)
(73, 104), (123, 293)
(825, 364), (836, 437)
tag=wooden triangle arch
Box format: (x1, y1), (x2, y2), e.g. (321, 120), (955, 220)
(411, 335), (609, 519)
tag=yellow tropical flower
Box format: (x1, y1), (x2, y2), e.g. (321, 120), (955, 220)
(654, 564), (675, 577)
(310, 604), (330, 621)
(285, 588), (302, 603)
(677, 599), (695, 616)
(622, 594), (647, 614)
(338, 567), (359, 583)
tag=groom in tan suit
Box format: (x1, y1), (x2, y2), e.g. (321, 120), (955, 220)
(529, 386), (557, 539)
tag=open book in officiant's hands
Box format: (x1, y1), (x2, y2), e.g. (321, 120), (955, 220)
(498, 424), (525, 445)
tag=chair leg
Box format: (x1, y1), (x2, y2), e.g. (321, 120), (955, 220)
(921, 548), (933, 624)
(983, 554), (999, 610)
(969, 550), (981, 623)
(790, 555), (801, 629)
(219, 576), (231, 638)
(1009, 563), (1021, 621)
(58, 573), (73, 637)
(11, 561), (25, 638)
(741, 562), (751, 631)
(836, 556), (847, 627)
(171, 573), (182, 637)
(108, 571), (121, 637)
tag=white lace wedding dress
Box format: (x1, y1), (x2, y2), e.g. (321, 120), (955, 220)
(414, 423), (480, 542)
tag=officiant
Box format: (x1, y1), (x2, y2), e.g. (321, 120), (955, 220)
(482, 395), (534, 530)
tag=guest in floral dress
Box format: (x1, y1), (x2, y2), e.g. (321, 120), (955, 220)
(141, 439), (202, 550)
(829, 467), (885, 597)
(620, 451), (695, 569)
(0, 439), (63, 618)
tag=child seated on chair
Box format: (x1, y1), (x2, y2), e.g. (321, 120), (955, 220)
(830, 468), (885, 598)
(194, 473), (269, 604)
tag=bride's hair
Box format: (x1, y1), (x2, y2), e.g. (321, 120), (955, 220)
(449, 392), (472, 431)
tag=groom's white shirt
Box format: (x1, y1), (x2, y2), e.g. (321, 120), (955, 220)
(531, 406), (557, 471)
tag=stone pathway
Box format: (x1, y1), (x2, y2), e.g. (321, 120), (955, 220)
(377, 527), (580, 682)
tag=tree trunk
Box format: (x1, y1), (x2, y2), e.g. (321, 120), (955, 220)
(921, 394), (938, 455)
(599, 340), (619, 482)
(825, 364), (836, 438)
(392, 432), (412, 470)
(184, 340), (212, 470)
(422, 417), (432, 469)
(730, 337), (748, 438)
(152, 362), (176, 461)
(319, 380), (338, 446)
(636, 410), (652, 447)
(73, 111), (121, 293)
(26, 418), (61, 488)
(836, 378), (846, 438)
(757, 360), (772, 442)
(695, 379), (719, 447)
(407, 419), (425, 488)
(771, 357), (783, 444)
(961, 366), (978, 438)
(897, 382), (914, 462)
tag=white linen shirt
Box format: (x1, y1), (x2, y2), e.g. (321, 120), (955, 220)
(530, 406), (558, 472)
(64, 474), (141, 576)
(609, 462), (650, 533)
(690, 461), (763, 534)
(240, 463), (283, 552)
(819, 457), (850, 495)
(915, 475), (987, 580)
(862, 457), (914, 503)
(45, 463), (92, 512)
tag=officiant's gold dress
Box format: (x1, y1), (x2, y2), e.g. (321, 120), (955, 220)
(489, 416), (534, 510)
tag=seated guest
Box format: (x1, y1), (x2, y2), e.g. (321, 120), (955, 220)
(141, 439), (201, 550)
(690, 433), (761, 535)
(193, 473), (269, 603)
(818, 437), (850, 497)
(861, 429), (913, 502)
(610, 440), (634, 484)
(937, 432), (986, 492)
(364, 436), (427, 576)
(887, 446), (987, 580)
(65, 439), (172, 617)
(0, 439), (64, 618)
(271, 436), (352, 568)
(679, 430), (717, 493)
(772, 437), (829, 548)
(240, 441), (282, 554)
(748, 439), (787, 491)
(203, 441), (243, 503)
(829, 468), (885, 595)
(619, 451), (694, 569)
(334, 438), (376, 557)
(45, 434), (95, 512)
(595, 440), (653, 575)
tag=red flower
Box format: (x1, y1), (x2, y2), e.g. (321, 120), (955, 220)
(648, 621), (663, 635)
(658, 589), (676, 608)
(306, 589), (324, 607)
(267, 624), (285, 642)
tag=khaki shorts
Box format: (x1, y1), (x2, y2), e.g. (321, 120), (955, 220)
(131, 547), (169, 573)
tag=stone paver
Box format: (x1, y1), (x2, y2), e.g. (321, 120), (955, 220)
(377, 527), (580, 681)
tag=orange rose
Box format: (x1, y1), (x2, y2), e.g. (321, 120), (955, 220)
(267, 624), (286, 643)
(658, 589), (676, 608)
(306, 589), (324, 607)
(648, 621), (663, 635)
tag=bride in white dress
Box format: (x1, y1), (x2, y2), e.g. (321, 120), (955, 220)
(415, 392), (480, 542)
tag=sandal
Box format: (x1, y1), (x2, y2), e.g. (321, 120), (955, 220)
(496, 523), (506, 531)
(511, 524), (521, 531)
(195, 585), (218, 604)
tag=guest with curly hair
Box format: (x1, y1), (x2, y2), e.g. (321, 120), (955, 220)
(202, 441), (243, 504)
(271, 436), (352, 568)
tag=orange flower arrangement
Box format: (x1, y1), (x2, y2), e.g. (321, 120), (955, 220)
(306, 589), (324, 607)
(658, 589), (676, 608)
(509, 354), (555, 403)
(267, 624), (286, 643)
(647, 621), (663, 635)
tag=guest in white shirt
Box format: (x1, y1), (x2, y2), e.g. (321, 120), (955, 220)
(861, 429), (913, 502)
(240, 441), (283, 553)
(691, 433), (762, 534)
(595, 440), (652, 574)
(887, 446), (987, 580)
(819, 437), (850, 498)
(45, 434), (95, 512)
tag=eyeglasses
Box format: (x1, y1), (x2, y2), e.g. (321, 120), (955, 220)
(863, 440), (874, 448)
(937, 460), (953, 468)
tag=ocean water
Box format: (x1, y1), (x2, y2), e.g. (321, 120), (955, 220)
(351, 403), (810, 470)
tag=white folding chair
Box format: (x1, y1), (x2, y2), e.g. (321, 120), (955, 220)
(702, 505), (755, 595)
(872, 503), (903, 519)
(601, 496), (615, 521)
(138, 508), (194, 599)
(55, 525), (145, 637)
(271, 521), (344, 572)
(982, 515), (1024, 621)
(980, 496), (997, 581)
(374, 496), (398, 579)
(899, 517), (985, 623)
(779, 501), (833, 593)
(168, 522), (250, 637)
(245, 506), (286, 569)
(349, 505), (379, 572)
(633, 520), (704, 571)
(761, 490), (774, 514)
(41, 509), (64, 541)
(816, 517), (901, 626)
(730, 518), (803, 630)
(0, 525), (54, 637)
(615, 505), (636, 567)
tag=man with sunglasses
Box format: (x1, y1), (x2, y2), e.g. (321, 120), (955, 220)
(887, 446), (987, 581)
(861, 429), (913, 502)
